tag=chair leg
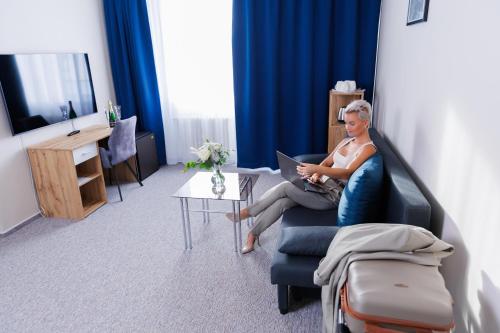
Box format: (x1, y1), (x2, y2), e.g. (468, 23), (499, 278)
(135, 157), (143, 186)
(125, 160), (143, 186)
(111, 167), (123, 202)
(278, 284), (289, 315)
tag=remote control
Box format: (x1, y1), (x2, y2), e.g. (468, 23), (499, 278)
(67, 130), (80, 136)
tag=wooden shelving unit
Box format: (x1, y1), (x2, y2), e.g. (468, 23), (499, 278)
(27, 125), (112, 219)
(80, 174), (106, 216)
(327, 89), (364, 153)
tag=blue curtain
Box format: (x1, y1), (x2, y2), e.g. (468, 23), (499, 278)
(103, 0), (166, 165)
(232, 0), (381, 169)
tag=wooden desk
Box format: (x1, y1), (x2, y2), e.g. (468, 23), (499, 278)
(28, 125), (112, 219)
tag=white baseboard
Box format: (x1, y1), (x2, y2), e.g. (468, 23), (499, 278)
(0, 212), (41, 237)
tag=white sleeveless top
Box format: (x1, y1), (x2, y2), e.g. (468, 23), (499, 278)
(320, 138), (376, 184)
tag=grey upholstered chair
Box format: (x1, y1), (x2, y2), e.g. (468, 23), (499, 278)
(99, 116), (143, 201)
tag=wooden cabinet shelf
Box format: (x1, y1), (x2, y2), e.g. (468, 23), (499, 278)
(77, 172), (101, 187)
(76, 155), (102, 187)
(80, 176), (106, 217)
(327, 89), (364, 153)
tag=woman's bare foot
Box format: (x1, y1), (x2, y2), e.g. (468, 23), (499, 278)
(225, 208), (250, 222)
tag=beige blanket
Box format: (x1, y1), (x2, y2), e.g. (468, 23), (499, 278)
(313, 223), (454, 333)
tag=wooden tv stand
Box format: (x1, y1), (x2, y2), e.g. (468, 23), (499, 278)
(27, 125), (112, 219)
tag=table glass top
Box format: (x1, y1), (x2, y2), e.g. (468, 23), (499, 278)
(172, 172), (259, 201)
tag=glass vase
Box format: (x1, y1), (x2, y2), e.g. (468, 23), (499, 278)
(211, 165), (225, 187)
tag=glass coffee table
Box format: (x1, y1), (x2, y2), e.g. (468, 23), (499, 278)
(172, 171), (259, 253)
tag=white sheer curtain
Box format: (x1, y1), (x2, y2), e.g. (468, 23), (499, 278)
(146, 0), (237, 165)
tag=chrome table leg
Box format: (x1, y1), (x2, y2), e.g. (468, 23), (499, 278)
(249, 178), (254, 227)
(184, 198), (193, 249)
(232, 201), (239, 252)
(236, 201), (242, 253)
(202, 199), (207, 223)
(180, 198), (188, 250)
(204, 199), (210, 223)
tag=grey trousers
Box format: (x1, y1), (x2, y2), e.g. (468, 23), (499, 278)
(247, 181), (338, 236)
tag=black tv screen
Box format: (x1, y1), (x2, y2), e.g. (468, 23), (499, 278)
(0, 53), (98, 135)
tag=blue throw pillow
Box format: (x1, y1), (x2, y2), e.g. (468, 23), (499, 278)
(337, 153), (383, 226)
(278, 226), (340, 256)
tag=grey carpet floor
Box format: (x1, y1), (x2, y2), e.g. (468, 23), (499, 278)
(0, 164), (322, 332)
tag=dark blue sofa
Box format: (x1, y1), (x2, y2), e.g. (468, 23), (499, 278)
(270, 128), (431, 314)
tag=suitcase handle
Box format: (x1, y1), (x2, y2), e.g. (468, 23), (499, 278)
(365, 322), (434, 333)
(341, 286), (448, 333)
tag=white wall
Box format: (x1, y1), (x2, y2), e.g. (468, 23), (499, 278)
(375, 0), (500, 332)
(0, 0), (115, 233)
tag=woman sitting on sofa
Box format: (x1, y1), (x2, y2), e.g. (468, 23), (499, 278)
(226, 100), (377, 254)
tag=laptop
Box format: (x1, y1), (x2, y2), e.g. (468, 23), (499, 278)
(276, 151), (328, 194)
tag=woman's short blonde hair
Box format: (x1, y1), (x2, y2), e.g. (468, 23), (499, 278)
(345, 100), (372, 124)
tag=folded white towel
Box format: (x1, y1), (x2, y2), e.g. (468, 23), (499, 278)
(334, 80), (356, 93)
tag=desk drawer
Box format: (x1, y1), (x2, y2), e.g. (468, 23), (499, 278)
(73, 143), (97, 165)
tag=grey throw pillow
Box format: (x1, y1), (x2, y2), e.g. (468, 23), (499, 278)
(278, 226), (339, 256)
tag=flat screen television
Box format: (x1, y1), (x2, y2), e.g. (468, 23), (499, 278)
(0, 53), (98, 135)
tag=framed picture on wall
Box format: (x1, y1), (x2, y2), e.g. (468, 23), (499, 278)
(407, 0), (429, 25)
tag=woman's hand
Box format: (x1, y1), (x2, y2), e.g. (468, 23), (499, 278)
(309, 173), (321, 183)
(296, 163), (318, 178)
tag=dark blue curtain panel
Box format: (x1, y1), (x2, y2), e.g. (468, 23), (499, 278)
(232, 0), (381, 169)
(103, 0), (166, 165)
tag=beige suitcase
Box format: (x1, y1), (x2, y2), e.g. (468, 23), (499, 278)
(340, 260), (454, 333)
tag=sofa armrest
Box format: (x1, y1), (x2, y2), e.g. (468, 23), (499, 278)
(293, 153), (328, 165)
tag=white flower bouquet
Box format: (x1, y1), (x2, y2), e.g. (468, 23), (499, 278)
(183, 140), (230, 172)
